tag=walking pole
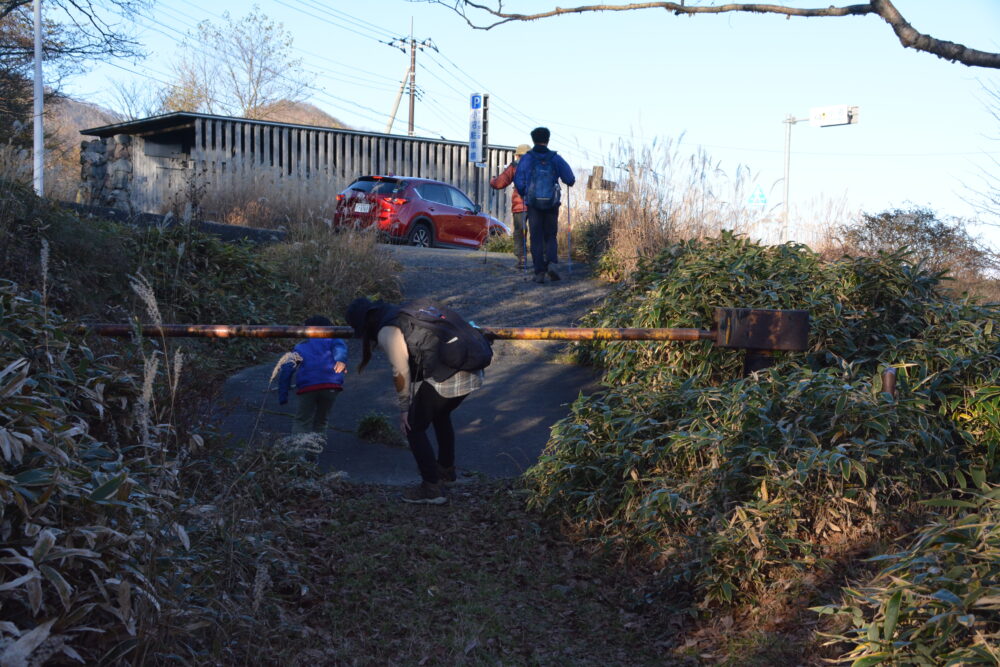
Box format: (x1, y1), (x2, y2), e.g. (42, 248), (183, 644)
(483, 185), (494, 264)
(566, 186), (573, 277)
(523, 209), (533, 280)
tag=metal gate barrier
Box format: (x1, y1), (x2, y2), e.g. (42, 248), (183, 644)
(81, 308), (809, 373)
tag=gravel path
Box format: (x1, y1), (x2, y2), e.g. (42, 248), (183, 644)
(388, 244), (612, 360)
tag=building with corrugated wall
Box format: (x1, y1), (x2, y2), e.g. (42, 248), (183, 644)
(78, 111), (516, 224)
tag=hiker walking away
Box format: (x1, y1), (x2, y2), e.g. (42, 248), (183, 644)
(345, 298), (491, 505)
(277, 315), (348, 436)
(490, 143), (531, 270)
(514, 127), (576, 284)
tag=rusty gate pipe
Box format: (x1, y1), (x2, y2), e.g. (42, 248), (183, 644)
(486, 327), (712, 341)
(78, 308), (809, 351)
(77, 324), (357, 339)
(78, 323), (714, 342)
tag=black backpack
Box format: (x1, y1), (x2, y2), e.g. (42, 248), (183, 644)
(524, 151), (561, 210)
(396, 301), (493, 382)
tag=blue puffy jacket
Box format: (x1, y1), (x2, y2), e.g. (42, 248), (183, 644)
(513, 146), (576, 205)
(277, 338), (348, 404)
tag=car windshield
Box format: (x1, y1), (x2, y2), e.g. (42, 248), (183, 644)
(348, 178), (405, 195)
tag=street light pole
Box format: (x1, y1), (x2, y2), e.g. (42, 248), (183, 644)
(32, 0), (43, 196)
(407, 20), (416, 136)
(782, 114), (805, 243)
(782, 105), (859, 244)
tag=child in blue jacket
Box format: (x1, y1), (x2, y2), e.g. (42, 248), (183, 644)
(278, 315), (348, 435)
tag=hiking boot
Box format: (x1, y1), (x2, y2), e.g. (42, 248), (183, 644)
(515, 257), (527, 270)
(547, 268), (561, 281)
(401, 481), (447, 505)
(437, 464), (457, 486)
(533, 272), (546, 284)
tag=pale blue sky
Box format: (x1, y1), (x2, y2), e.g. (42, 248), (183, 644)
(64, 0), (1000, 245)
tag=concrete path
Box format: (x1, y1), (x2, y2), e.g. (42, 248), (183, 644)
(218, 245), (610, 485)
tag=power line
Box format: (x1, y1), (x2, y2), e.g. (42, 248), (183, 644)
(131, 3), (424, 132)
(164, 0), (402, 91)
(278, 0), (397, 42)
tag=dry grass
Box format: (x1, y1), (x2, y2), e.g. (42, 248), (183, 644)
(0, 135), (85, 202)
(195, 174), (342, 229)
(577, 137), (767, 279)
(0, 143), (31, 186)
(262, 220), (402, 319)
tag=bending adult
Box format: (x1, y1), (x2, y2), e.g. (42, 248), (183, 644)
(345, 297), (484, 505)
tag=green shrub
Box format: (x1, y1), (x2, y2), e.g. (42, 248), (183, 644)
(0, 281), (184, 663)
(816, 491), (1000, 665)
(527, 232), (1000, 622)
(573, 211), (613, 264)
(482, 230), (515, 255)
(356, 411), (406, 447)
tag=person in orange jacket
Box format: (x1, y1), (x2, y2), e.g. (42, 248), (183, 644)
(490, 143), (531, 270)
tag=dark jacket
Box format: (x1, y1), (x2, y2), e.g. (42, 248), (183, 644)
(278, 338), (348, 404)
(513, 145), (576, 205)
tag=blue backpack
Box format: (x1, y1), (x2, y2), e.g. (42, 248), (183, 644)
(524, 151), (561, 210)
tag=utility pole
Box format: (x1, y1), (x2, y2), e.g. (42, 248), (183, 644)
(385, 21), (435, 136)
(33, 0), (43, 195)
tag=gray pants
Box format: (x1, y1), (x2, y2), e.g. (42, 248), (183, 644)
(293, 389), (339, 434)
(512, 211), (527, 261)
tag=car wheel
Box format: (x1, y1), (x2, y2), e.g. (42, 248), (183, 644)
(408, 222), (433, 248)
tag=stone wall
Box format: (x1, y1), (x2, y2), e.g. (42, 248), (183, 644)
(78, 134), (133, 211)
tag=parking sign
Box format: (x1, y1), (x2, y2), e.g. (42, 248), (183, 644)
(469, 93), (488, 164)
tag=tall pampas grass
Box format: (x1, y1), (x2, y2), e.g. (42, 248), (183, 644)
(582, 136), (770, 279)
(129, 272), (163, 328)
(137, 355), (160, 450)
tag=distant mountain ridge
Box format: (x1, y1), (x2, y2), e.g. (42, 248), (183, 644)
(49, 97), (352, 143)
(49, 96), (120, 145)
(254, 100), (351, 129)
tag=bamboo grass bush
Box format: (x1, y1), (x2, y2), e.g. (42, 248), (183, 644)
(816, 491), (1000, 665)
(0, 182), (403, 662)
(526, 233), (1000, 660)
(0, 281), (184, 663)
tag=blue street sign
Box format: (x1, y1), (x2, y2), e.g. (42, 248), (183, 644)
(469, 93), (488, 164)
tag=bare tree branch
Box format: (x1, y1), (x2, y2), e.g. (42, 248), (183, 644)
(161, 7), (310, 119)
(432, 0), (1000, 69)
(1, 0), (146, 61)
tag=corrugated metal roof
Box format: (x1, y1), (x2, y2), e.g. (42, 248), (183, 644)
(80, 111), (514, 150)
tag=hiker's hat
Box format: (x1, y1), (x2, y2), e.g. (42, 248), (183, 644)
(515, 144), (530, 157)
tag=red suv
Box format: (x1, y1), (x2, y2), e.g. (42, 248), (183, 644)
(333, 175), (509, 249)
